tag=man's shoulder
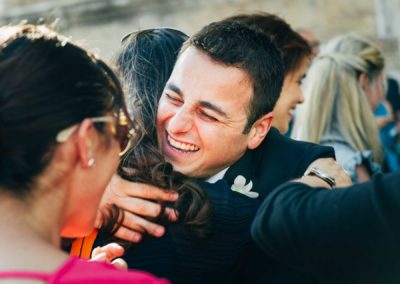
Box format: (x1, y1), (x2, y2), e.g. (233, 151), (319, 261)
(258, 128), (335, 172)
(224, 128), (335, 198)
(261, 127), (332, 154)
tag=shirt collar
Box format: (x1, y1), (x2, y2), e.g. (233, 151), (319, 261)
(206, 167), (229, 183)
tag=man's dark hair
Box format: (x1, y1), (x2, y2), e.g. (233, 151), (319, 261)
(184, 21), (284, 133)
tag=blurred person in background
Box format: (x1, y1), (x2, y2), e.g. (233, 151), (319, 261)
(293, 33), (385, 182)
(297, 28), (321, 58)
(374, 97), (400, 172)
(226, 13), (312, 135)
(374, 76), (400, 172)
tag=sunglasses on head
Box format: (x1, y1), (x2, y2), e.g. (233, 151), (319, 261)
(120, 27), (186, 43)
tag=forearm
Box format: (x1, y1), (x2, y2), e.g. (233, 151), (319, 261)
(251, 173), (399, 278)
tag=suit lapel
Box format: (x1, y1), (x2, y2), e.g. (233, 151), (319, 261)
(223, 129), (280, 194)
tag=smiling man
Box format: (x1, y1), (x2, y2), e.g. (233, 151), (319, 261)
(95, 19), (336, 283)
(157, 47), (274, 178)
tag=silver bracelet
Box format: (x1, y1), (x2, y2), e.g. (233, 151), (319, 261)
(304, 167), (336, 189)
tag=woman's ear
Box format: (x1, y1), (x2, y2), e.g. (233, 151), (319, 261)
(76, 119), (96, 169)
(359, 73), (370, 92)
(247, 112), (274, 150)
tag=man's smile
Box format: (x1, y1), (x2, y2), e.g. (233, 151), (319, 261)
(166, 132), (200, 153)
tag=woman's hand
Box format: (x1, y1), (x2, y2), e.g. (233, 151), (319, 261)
(97, 174), (179, 242)
(90, 243), (128, 270)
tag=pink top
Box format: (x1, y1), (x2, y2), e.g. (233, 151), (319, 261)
(0, 256), (169, 283)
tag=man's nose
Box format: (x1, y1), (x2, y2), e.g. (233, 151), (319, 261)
(167, 107), (194, 134)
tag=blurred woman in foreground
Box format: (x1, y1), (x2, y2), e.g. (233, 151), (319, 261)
(0, 24), (166, 283)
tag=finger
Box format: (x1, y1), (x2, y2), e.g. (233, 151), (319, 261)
(91, 246), (102, 257)
(90, 251), (107, 262)
(113, 226), (143, 243)
(112, 179), (179, 202)
(114, 195), (179, 221)
(94, 210), (103, 229)
(165, 207), (179, 222)
(97, 243), (125, 260)
(116, 197), (164, 218)
(121, 211), (166, 237)
(126, 186), (178, 202)
(111, 258), (128, 270)
(117, 197), (179, 220)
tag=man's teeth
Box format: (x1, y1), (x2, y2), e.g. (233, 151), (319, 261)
(167, 135), (199, 152)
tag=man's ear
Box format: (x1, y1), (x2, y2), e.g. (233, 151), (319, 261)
(76, 119), (95, 169)
(247, 112), (274, 150)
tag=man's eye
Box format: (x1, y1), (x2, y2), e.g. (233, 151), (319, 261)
(199, 110), (218, 122)
(166, 93), (182, 105)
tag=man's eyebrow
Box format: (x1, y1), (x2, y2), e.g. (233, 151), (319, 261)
(199, 101), (228, 118)
(165, 82), (228, 118)
(165, 83), (183, 96)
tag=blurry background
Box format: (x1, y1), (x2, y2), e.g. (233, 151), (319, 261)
(1, 0), (399, 75)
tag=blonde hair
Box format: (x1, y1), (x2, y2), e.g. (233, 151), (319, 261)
(293, 33), (384, 163)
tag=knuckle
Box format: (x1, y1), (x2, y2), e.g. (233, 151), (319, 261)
(134, 200), (150, 215)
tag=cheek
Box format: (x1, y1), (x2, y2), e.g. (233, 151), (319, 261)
(285, 85), (300, 102)
(273, 97), (289, 117)
(156, 102), (171, 127)
(195, 121), (217, 141)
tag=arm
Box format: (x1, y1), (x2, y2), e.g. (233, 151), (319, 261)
(304, 158), (352, 188)
(375, 100), (394, 129)
(251, 172), (400, 282)
(98, 174), (179, 242)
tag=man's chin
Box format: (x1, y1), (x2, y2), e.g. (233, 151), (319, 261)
(169, 163), (203, 178)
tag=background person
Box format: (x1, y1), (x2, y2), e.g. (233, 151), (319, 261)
(293, 33), (385, 182)
(225, 13), (312, 135)
(297, 28), (321, 58)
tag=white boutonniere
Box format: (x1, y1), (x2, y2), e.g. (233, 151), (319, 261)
(231, 175), (259, 198)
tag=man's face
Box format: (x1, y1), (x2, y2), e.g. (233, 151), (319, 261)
(156, 47), (256, 178)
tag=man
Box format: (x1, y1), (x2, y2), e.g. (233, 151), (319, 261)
(95, 20), (335, 282)
(252, 160), (399, 284)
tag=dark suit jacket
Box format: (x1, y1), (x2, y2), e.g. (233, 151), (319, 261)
(252, 172), (400, 284)
(224, 127), (335, 199)
(97, 128), (334, 283)
(223, 127), (335, 283)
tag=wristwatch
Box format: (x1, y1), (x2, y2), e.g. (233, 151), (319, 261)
(304, 167), (336, 189)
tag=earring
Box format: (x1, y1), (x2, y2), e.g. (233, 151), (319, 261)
(87, 158), (95, 167)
